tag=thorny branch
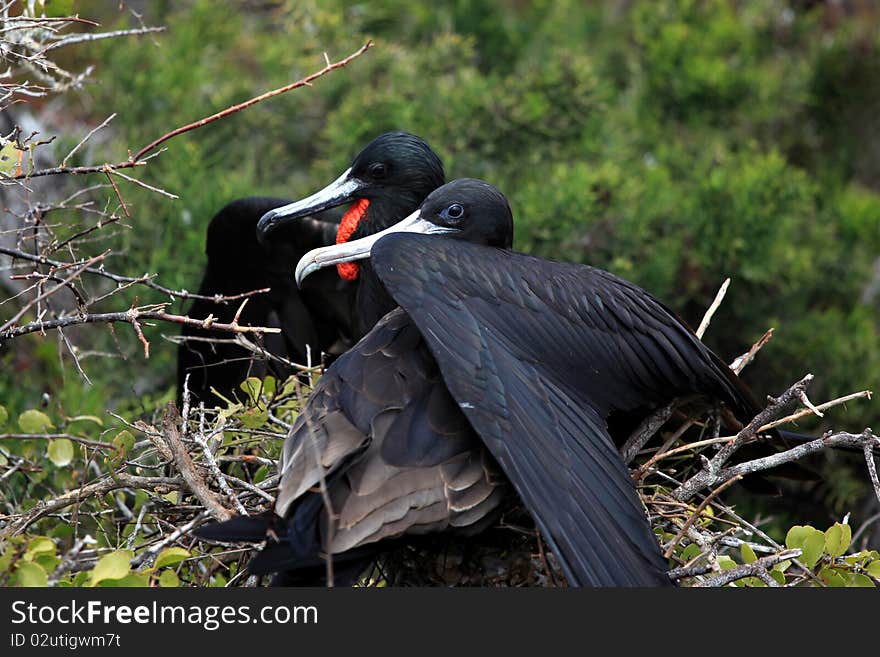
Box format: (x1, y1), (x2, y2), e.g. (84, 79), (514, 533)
(0, 20), (373, 376)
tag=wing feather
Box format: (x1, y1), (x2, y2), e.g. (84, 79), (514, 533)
(370, 234), (759, 586)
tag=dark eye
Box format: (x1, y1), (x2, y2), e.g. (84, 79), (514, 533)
(444, 203), (464, 222)
(368, 162), (387, 179)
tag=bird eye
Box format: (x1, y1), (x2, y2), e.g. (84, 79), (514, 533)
(368, 162), (387, 179)
(444, 203), (465, 222)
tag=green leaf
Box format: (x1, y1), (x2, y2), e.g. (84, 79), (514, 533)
(12, 562), (48, 587)
(39, 0), (75, 18)
(0, 139), (21, 175)
(240, 377), (263, 404)
(717, 555), (736, 571)
(279, 375), (300, 398)
(88, 550), (133, 586)
(240, 407), (268, 429)
(785, 525), (813, 549)
(111, 430), (135, 458)
(97, 572), (150, 588)
(770, 568), (786, 586)
(34, 554), (60, 574)
(153, 547), (190, 570)
(741, 543), (757, 564)
(680, 543), (702, 561)
(50, 524), (73, 540)
(18, 409), (54, 434)
(849, 574), (875, 588)
(0, 404), (8, 427)
(819, 567), (848, 587)
(47, 439), (75, 467)
(158, 570), (180, 587)
(253, 464), (269, 484)
(24, 536), (56, 561)
(801, 532), (826, 568)
(824, 522), (852, 558)
(866, 560), (880, 578)
(785, 525), (825, 568)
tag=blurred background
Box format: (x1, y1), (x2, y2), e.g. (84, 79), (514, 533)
(3, 0), (880, 538)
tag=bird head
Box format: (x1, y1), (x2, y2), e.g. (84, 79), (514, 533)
(295, 178), (514, 287)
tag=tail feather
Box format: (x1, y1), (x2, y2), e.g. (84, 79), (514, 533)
(193, 513), (272, 543)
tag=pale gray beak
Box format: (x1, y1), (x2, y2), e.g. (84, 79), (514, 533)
(256, 168), (365, 244)
(294, 209), (458, 287)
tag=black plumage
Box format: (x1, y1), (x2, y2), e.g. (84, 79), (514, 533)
(177, 198), (347, 403)
(203, 179), (782, 586)
(176, 132), (444, 404)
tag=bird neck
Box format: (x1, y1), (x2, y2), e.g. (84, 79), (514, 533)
(353, 261), (398, 340)
(335, 191), (427, 284)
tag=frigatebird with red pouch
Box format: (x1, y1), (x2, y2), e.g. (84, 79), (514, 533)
(200, 178), (803, 586)
(176, 132), (444, 403)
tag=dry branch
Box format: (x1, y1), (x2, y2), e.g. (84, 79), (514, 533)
(160, 404), (233, 523)
(0, 473), (183, 541)
(691, 549), (801, 587)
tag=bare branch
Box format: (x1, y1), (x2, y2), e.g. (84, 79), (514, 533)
(696, 277), (730, 340)
(160, 404), (233, 523)
(692, 549), (801, 587)
(40, 27), (167, 54)
(130, 41), (374, 162)
(673, 375), (813, 501)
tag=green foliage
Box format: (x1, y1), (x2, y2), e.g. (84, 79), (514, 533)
(0, 371), (302, 587)
(664, 517), (880, 587)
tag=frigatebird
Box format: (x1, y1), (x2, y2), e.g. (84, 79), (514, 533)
(198, 178), (794, 586)
(176, 131), (444, 403)
(176, 199), (346, 403)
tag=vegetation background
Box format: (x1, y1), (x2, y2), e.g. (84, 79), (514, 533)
(2, 0), (880, 585)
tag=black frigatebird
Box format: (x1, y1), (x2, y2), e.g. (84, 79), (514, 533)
(202, 178), (789, 586)
(176, 131), (444, 404)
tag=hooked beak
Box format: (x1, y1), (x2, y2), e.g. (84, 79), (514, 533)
(294, 209), (458, 287)
(256, 168), (367, 244)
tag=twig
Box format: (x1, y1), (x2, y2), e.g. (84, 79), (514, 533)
(692, 549), (801, 587)
(0, 473), (183, 540)
(182, 376), (249, 516)
(673, 375), (813, 501)
(730, 328), (774, 374)
(130, 41), (373, 162)
(863, 430), (880, 505)
(664, 475), (743, 559)
(107, 168), (178, 199)
(0, 251), (107, 333)
(677, 428), (880, 502)
(133, 511), (210, 569)
(4, 42), (373, 182)
(1, 305), (282, 343)
(620, 399), (678, 464)
(695, 277), (730, 340)
(160, 404), (233, 523)
(759, 390), (872, 432)
(62, 113), (116, 167)
(1, 239), (269, 302)
(48, 536), (95, 586)
(40, 27), (167, 54)
(102, 165), (130, 217)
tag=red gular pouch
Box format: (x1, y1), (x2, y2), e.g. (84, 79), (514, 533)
(335, 198), (370, 281)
